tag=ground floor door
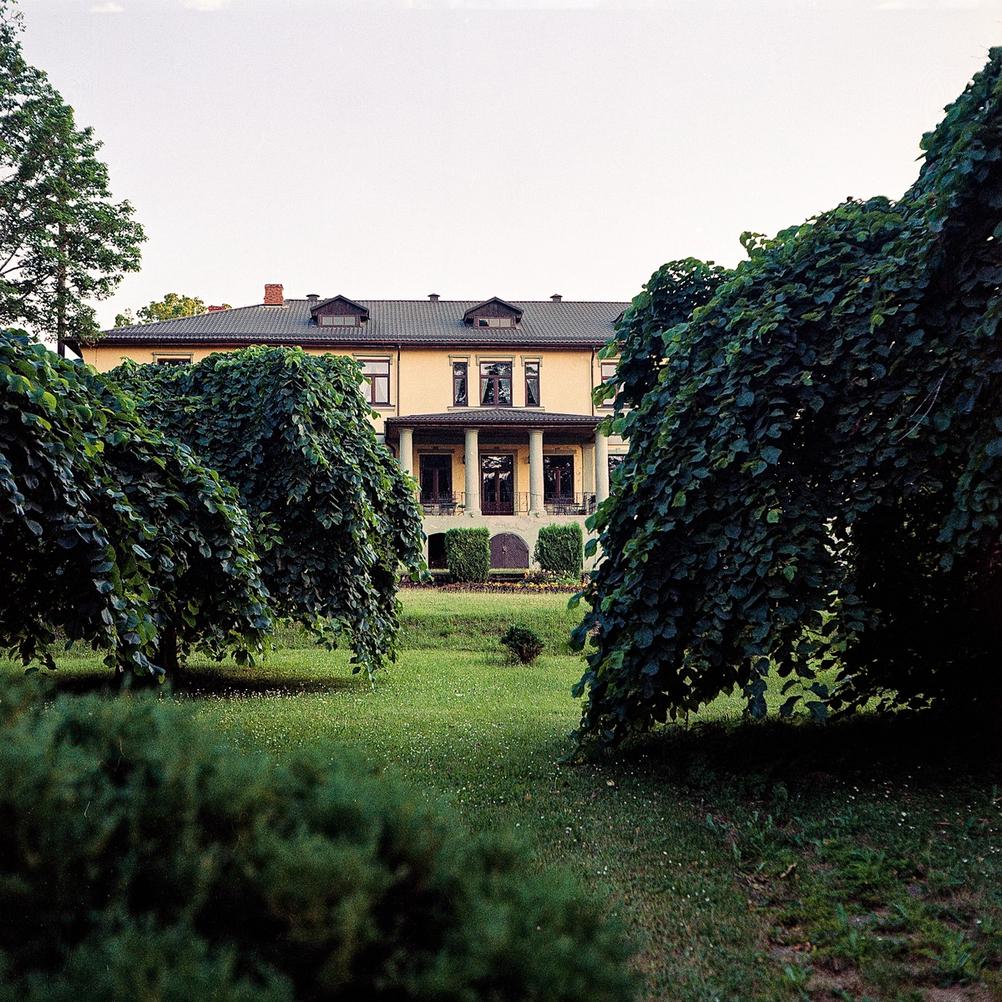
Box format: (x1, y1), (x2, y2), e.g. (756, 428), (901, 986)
(420, 453), (453, 503)
(481, 453), (515, 515)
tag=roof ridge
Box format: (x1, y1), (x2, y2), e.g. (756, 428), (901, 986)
(279, 298), (630, 304)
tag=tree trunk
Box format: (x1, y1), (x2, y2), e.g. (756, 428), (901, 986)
(157, 626), (179, 677)
(56, 220), (66, 356)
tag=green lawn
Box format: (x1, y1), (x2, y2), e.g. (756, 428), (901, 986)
(6, 590), (1001, 1001)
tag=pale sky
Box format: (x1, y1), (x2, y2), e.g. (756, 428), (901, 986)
(19, 0), (1002, 328)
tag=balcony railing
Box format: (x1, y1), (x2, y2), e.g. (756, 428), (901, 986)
(544, 493), (597, 516)
(420, 492), (596, 516)
(421, 493), (464, 515)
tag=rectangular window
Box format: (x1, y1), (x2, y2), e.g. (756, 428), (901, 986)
(480, 361), (512, 406)
(155, 355), (191, 365)
(599, 360), (618, 407)
(525, 361), (540, 407)
(477, 317), (514, 328)
(453, 361), (468, 406)
(320, 314), (358, 327)
(361, 359), (390, 405)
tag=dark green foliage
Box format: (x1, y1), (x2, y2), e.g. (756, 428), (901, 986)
(534, 522), (584, 577)
(0, 5), (144, 345)
(444, 527), (491, 582)
(500, 625), (545, 664)
(0, 676), (636, 1001)
(576, 50), (1002, 743)
(594, 258), (731, 414)
(0, 332), (271, 676)
(113, 347), (424, 678)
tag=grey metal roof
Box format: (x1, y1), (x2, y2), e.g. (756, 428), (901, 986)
(86, 299), (627, 349)
(385, 409), (599, 428)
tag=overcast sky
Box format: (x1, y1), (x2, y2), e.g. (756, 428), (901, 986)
(19, 0), (1002, 327)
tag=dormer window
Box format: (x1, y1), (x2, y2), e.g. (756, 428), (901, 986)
(463, 297), (522, 328)
(310, 295), (369, 328)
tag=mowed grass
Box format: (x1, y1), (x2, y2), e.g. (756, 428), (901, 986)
(5, 590), (1001, 1001)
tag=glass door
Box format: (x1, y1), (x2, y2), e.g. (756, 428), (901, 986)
(480, 454), (515, 514)
(420, 454), (452, 503)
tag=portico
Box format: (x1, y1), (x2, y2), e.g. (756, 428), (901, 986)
(385, 409), (608, 519)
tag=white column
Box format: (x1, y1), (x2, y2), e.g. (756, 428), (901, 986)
(464, 427), (480, 516)
(398, 427), (414, 478)
(529, 428), (545, 516)
(595, 428), (610, 504)
(581, 441), (596, 497)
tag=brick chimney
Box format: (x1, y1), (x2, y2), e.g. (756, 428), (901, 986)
(550, 293), (562, 302)
(263, 283), (284, 306)
(207, 304), (227, 312)
(428, 293), (440, 302)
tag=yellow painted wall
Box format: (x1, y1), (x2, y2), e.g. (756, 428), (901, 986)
(79, 343), (623, 446)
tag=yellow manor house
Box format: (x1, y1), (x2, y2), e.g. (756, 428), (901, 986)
(72, 284), (628, 570)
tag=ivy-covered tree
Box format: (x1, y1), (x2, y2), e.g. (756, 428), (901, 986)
(0, 331), (272, 678)
(113, 292), (230, 328)
(0, 4), (144, 349)
(114, 347), (425, 678)
(574, 49), (1002, 744)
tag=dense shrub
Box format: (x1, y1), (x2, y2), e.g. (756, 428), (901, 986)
(444, 527), (490, 582)
(0, 677), (636, 1001)
(534, 523), (584, 578)
(0, 332), (271, 677)
(576, 50), (1002, 744)
(500, 625), (545, 664)
(113, 348), (424, 679)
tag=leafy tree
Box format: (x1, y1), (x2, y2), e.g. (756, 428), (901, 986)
(114, 347), (425, 678)
(0, 4), (144, 349)
(114, 292), (230, 328)
(575, 49), (1002, 744)
(0, 331), (272, 677)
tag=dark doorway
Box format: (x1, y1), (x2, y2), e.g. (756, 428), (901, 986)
(481, 453), (515, 515)
(490, 533), (529, 569)
(420, 454), (453, 504)
(427, 532), (447, 570)
(544, 455), (575, 504)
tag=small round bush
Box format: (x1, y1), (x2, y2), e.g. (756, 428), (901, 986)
(0, 678), (635, 1001)
(500, 625), (545, 664)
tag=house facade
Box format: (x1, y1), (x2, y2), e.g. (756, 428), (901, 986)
(71, 284), (628, 570)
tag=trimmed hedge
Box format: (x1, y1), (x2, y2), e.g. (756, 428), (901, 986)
(534, 523), (584, 577)
(444, 527), (491, 582)
(0, 677), (636, 1001)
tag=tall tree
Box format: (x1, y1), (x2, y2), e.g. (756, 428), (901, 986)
(114, 347), (426, 679)
(114, 292), (230, 328)
(574, 49), (1002, 744)
(0, 3), (144, 350)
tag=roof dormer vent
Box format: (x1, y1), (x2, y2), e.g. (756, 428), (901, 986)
(550, 293), (562, 302)
(428, 293), (440, 302)
(306, 293), (319, 308)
